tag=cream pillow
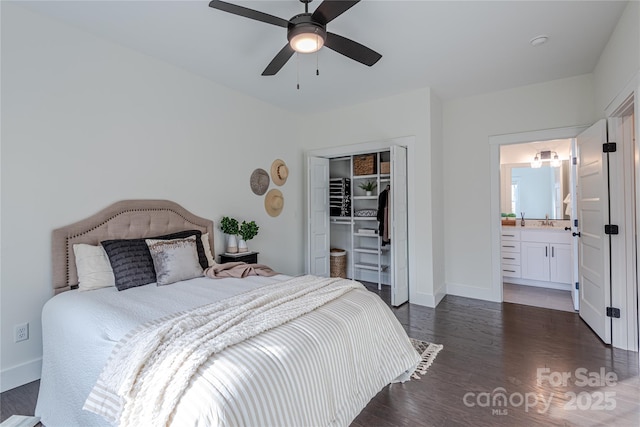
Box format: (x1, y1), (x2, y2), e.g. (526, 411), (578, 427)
(201, 233), (216, 267)
(73, 244), (116, 291)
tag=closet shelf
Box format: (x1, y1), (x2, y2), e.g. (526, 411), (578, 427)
(353, 217), (376, 221)
(352, 174), (378, 180)
(353, 233), (379, 237)
(353, 196), (377, 200)
(354, 263), (389, 271)
(354, 247), (381, 254)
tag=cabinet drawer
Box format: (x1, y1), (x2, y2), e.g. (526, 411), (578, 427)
(501, 252), (521, 265)
(502, 265), (521, 278)
(501, 229), (520, 241)
(521, 229), (572, 244)
(500, 241), (520, 253)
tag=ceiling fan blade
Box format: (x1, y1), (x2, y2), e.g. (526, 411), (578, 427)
(262, 44), (295, 76)
(209, 0), (289, 28)
(311, 0), (360, 25)
(324, 32), (381, 66)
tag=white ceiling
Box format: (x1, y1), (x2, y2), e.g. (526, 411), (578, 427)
(15, 0), (629, 112)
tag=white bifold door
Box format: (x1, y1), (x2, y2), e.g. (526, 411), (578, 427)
(306, 156), (330, 276)
(576, 119), (611, 344)
(390, 146), (409, 306)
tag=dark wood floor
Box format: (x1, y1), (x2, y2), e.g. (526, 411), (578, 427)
(2, 284), (639, 426)
(355, 283), (640, 426)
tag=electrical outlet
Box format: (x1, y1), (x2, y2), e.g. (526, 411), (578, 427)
(15, 323), (29, 342)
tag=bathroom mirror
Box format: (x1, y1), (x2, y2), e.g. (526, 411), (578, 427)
(500, 160), (570, 220)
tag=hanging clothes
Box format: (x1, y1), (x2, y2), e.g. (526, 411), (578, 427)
(377, 187), (390, 245)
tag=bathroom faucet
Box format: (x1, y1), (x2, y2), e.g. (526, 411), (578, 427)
(540, 214), (553, 227)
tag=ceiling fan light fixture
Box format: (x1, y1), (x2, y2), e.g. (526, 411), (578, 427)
(288, 20), (326, 53)
(290, 32), (325, 53)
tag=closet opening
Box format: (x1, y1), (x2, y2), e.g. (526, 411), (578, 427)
(306, 139), (411, 307)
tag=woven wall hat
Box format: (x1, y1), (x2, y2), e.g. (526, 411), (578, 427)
(264, 189), (284, 217)
(250, 168), (270, 195)
(270, 159), (288, 186)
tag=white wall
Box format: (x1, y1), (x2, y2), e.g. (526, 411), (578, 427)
(0, 4), (305, 391)
(593, 0), (639, 113)
(300, 88), (442, 306)
(443, 74), (596, 300)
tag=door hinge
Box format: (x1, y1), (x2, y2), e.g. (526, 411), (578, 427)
(604, 224), (619, 235)
(572, 157), (577, 165)
(574, 219), (579, 228)
(603, 142), (617, 153)
(606, 307), (621, 318)
(575, 282), (579, 290)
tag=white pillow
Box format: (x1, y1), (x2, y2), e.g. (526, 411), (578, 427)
(146, 236), (204, 286)
(201, 233), (216, 267)
(73, 244), (116, 291)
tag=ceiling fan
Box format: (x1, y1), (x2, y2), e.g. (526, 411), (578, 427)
(209, 0), (382, 76)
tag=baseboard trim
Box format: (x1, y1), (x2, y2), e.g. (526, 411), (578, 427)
(446, 282), (500, 303)
(0, 358), (42, 393)
(433, 283), (446, 307)
(410, 291), (438, 308)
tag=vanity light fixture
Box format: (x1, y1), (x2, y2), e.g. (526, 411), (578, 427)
(531, 150), (560, 168)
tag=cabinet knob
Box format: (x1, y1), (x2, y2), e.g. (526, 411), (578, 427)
(572, 232), (581, 237)
(564, 227), (571, 231)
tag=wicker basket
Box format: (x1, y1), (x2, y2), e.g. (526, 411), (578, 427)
(354, 154), (376, 176)
(380, 161), (390, 174)
(330, 248), (347, 278)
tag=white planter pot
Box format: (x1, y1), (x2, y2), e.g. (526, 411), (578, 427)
(366, 191), (372, 196)
(238, 239), (248, 253)
(226, 234), (238, 253)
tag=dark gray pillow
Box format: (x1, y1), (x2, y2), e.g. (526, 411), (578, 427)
(102, 230), (208, 291)
(101, 239), (156, 291)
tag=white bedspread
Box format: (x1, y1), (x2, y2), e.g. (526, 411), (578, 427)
(36, 275), (420, 427)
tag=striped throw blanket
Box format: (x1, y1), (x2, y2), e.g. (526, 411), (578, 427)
(84, 275), (362, 427)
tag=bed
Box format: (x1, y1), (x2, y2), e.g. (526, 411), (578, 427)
(35, 200), (420, 427)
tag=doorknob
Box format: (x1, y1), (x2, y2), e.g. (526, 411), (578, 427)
(572, 232), (581, 237)
(564, 227), (571, 231)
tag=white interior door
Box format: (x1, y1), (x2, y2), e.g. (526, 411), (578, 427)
(576, 120), (611, 344)
(570, 138), (579, 311)
(391, 145), (408, 306)
(307, 156), (330, 277)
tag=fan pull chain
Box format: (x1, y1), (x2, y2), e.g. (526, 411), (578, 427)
(316, 34), (320, 76)
(296, 52), (300, 90)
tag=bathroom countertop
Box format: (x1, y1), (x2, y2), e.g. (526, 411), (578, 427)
(503, 222), (571, 231)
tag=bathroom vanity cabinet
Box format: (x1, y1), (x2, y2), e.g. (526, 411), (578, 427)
(501, 227), (573, 290)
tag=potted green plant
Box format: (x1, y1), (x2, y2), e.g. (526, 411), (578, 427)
(220, 216), (239, 253)
(358, 181), (377, 196)
(238, 220), (259, 253)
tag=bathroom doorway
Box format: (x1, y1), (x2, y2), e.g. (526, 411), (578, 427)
(499, 138), (578, 312)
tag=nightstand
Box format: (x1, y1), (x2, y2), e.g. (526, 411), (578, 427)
(219, 251), (259, 264)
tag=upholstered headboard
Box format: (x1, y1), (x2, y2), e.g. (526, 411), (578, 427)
(52, 200), (214, 294)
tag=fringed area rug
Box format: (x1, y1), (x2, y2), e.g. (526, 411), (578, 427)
(410, 338), (443, 380)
